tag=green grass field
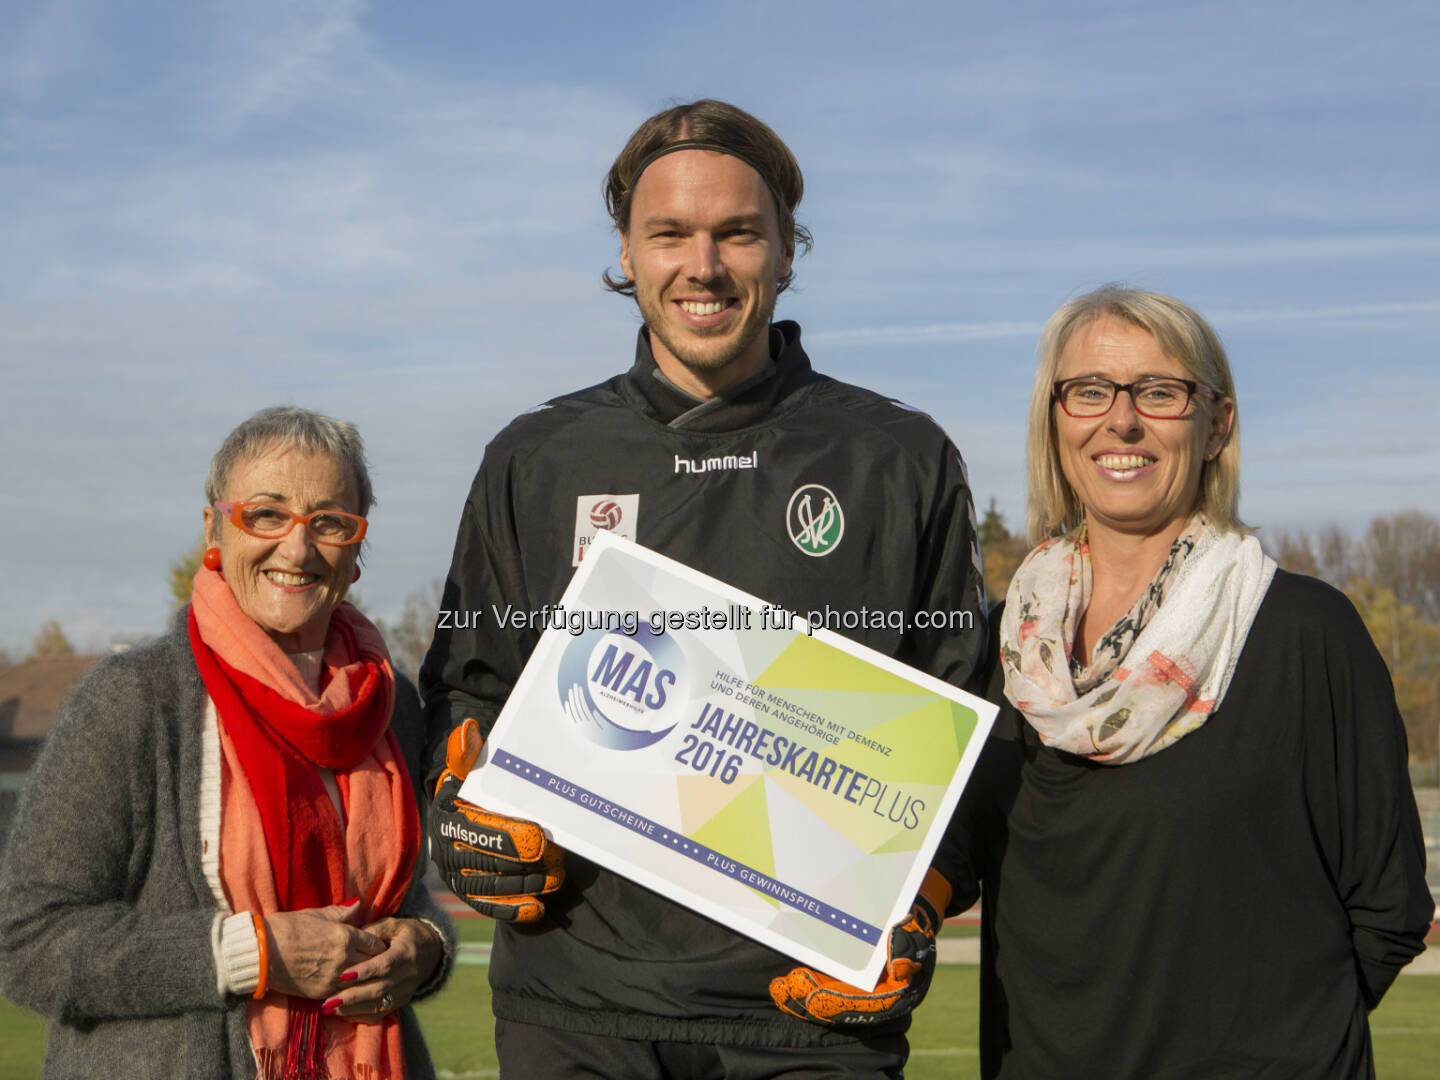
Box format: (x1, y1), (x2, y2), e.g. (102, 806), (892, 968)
(3, 934), (1437, 1079)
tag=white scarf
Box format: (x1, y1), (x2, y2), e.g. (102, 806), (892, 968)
(1000, 517), (1276, 764)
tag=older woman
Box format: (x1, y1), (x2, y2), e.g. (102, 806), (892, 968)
(960, 287), (1432, 1077)
(0, 407), (453, 1079)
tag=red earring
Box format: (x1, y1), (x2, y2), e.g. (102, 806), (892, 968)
(352, 566), (362, 582)
(203, 547), (222, 572)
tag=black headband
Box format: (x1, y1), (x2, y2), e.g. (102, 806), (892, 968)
(625, 139), (784, 205)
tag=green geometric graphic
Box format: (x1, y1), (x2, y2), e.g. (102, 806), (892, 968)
(856, 701), (978, 783)
(690, 773), (775, 879)
(734, 627), (797, 685)
(755, 634), (926, 695)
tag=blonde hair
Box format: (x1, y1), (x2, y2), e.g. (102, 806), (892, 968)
(1026, 285), (1244, 542)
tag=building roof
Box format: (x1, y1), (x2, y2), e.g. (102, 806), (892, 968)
(0, 655), (102, 743)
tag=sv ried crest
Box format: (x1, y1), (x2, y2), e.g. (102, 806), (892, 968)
(786, 484), (844, 557)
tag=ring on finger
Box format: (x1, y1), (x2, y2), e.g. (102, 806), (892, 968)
(378, 992), (394, 1013)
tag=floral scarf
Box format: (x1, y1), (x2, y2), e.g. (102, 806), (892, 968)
(1000, 515), (1276, 763)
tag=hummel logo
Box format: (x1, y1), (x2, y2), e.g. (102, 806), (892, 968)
(674, 452), (758, 474)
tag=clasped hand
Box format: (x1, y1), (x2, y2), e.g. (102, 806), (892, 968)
(265, 899), (382, 1000)
(265, 900), (443, 1018)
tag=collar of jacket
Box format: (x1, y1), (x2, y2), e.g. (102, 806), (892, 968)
(620, 320), (821, 432)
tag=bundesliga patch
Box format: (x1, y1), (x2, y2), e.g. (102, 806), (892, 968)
(573, 494), (639, 566)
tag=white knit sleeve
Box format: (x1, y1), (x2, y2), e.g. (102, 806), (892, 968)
(200, 697), (261, 996)
(215, 912), (261, 996)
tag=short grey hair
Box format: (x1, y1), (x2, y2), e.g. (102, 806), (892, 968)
(205, 406), (374, 518)
(1027, 285), (1244, 542)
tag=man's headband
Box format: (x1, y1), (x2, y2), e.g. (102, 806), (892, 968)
(625, 139), (785, 207)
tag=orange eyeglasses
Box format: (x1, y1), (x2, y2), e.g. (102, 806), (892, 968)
(213, 501), (368, 546)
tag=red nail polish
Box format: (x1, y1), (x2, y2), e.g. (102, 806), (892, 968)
(343, 896), (360, 906)
(340, 971), (358, 983)
(322, 999), (340, 1015)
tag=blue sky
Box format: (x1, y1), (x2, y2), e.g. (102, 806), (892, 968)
(2, 0), (1437, 654)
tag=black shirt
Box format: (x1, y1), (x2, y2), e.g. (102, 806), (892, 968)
(960, 571), (1431, 1078)
(421, 322), (988, 1046)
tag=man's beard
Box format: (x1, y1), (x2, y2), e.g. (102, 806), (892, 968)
(640, 290), (776, 375)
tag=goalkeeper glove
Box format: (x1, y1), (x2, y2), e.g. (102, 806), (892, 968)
(769, 867), (950, 1026)
(429, 717), (565, 922)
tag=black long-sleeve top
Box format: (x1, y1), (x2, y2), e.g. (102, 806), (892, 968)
(420, 322), (988, 1046)
(958, 570), (1431, 1078)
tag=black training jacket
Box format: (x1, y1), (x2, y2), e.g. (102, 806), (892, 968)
(420, 321), (987, 1047)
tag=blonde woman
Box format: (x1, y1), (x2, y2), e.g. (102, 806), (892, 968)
(960, 286), (1431, 1078)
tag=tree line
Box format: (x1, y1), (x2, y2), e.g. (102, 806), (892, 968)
(1269, 512), (1440, 771)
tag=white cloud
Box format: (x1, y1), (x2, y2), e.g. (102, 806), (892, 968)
(809, 298), (1440, 349)
(204, 0), (372, 130)
(809, 320), (1042, 348)
(1210, 299), (1440, 324)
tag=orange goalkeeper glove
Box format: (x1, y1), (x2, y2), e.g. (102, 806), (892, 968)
(769, 867), (950, 1026)
(429, 718), (565, 922)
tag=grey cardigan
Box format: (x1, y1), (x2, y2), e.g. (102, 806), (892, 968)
(0, 612), (454, 1079)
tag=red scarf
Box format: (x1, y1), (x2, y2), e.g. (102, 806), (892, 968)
(189, 569), (419, 1078)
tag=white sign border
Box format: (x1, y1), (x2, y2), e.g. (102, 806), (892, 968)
(463, 528), (997, 987)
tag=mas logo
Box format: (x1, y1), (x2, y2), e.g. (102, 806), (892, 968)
(556, 627), (686, 750)
(573, 493), (638, 566)
(786, 483), (844, 557)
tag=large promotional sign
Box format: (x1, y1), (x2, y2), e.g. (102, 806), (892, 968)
(461, 529), (996, 987)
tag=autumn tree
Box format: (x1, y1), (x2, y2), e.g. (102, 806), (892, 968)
(1267, 530), (1323, 581)
(1270, 510), (1440, 775)
(377, 581), (443, 682)
(169, 537), (207, 608)
(1361, 510), (1440, 622)
(1265, 524), (1361, 589)
(1344, 579), (1440, 765)
(978, 499), (1031, 610)
(30, 620), (75, 659)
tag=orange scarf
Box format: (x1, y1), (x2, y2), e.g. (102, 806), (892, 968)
(190, 568), (418, 1080)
